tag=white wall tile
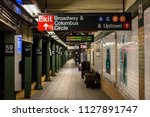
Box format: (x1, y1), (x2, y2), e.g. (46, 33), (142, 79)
(117, 17), (139, 99)
(103, 33), (115, 82)
(144, 7), (150, 100)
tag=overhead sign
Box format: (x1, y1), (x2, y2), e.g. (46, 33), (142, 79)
(38, 13), (132, 31)
(65, 35), (94, 42)
(68, 45), (79, 50)
(38, 15), (54, 31)
(80, 44), (87, 49)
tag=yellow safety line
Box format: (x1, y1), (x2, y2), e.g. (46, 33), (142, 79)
(16, 75), (46, 100)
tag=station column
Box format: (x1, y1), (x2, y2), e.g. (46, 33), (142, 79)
(65, 50), (68, 62)
(55, 44), (59, 72)
(59, 47), (62, 69)
(24, 44), (32, 98)
(34, 37), (43, 90)
(45, 39), (51, 81)
(138, 0), (145, 100)
(61, 48), (64, 68)
(51, 41), (56, 76)
(4, 32), (15, 99)
(62, 48), (65, 66)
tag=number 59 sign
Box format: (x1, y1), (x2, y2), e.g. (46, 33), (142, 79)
(5, 43), (14, 56)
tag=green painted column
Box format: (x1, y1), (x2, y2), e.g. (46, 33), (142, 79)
(51, 41), (56, 76)
(45, 40), (51, 81)
(65, 50), (68, 63)
(4, 32), (15, 100)
(62, 49), (64, 66)
(59, 47), (62, 69)
(34, 38), (43, 90)
(60, 48), (63, 68)
(61, 49), (63, 68)
(58, 47), (60, 70)
(24, 44), (32, 98)
(55, 44), (59, 72)
(63, 49), (66, 66)
(49, 41), (52, 75)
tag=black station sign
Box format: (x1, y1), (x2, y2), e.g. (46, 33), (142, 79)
(38, 13), (132, 31)
(51, 50), (55, 55)
(65, 35), (94, 42)
(25, 45), (31, 57)
(36, 48), (42, 55)
(5, 43), (14, 56)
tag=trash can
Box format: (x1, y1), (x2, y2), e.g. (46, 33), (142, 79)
(81, 61), (90, 78)
(84, 72), (100, 89)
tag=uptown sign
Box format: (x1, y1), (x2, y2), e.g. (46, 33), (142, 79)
(38, 13), (132, 31)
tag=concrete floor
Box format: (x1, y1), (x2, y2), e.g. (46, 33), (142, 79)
(31, 59), (111, 100)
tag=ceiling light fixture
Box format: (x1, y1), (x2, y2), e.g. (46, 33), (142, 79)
(47, 32), (67, 47)
(22, 4), (41, 17)
(48, 31), (55, 35)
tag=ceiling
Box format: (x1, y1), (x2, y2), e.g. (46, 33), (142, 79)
(34, 0), (125, 45)
(35, 0), (124, 13)
(0, 21), (14, 31)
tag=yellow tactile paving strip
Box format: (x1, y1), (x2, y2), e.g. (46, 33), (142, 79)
(16, 75), (46, 100)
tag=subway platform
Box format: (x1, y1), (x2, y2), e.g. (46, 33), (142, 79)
(31, 59), (110, 100)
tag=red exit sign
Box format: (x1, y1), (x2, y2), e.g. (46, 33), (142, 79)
(38, 15), (54, 31)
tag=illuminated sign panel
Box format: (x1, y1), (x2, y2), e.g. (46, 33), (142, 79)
(65, 35), (94, 42)
(38, 15), (54, 31)
(38, 13), (131, 31)
(16, 0), (22, 4)
(80, 44), (87, 49)
(17, 35), (22, 54)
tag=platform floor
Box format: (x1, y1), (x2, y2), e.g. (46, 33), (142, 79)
(31, 59), (111, 100)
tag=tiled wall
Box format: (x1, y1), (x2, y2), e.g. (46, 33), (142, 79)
(103, 33), (115, 82)
(93, 41), (103, 74)
(144, 7), (150, 100)
(117, 17), (139, 99)
(91, 40), (103, 74)
(91, 16), (139, 99)
(91, 43), (94, 66)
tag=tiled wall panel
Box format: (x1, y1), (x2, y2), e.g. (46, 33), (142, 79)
(91, 40), (103, 74)
(94, 41), (103, 74)
(91, 43), (94, 66)
(144, 7), (150, 100)
(103, 33), (115, 82)
(117, 17), (139, 99)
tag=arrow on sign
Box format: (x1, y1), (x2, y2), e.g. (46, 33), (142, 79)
(43, 23), (49, 30)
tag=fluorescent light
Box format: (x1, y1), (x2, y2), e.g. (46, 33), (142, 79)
(47, 31), (67, 47)
(57, 40), (61, 42)
(35, 18), (38, 22)
(48, 31), (55, 35)
(52, 35), (57, 38)
(54, 37), (59, 40)
(22, 4), (41, 17)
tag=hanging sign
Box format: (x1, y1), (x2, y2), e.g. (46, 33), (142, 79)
(38, 13), (132, 31)
(65, 35), (94, 42)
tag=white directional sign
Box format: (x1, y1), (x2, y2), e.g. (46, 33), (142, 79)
(43, 23), (49, 30)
